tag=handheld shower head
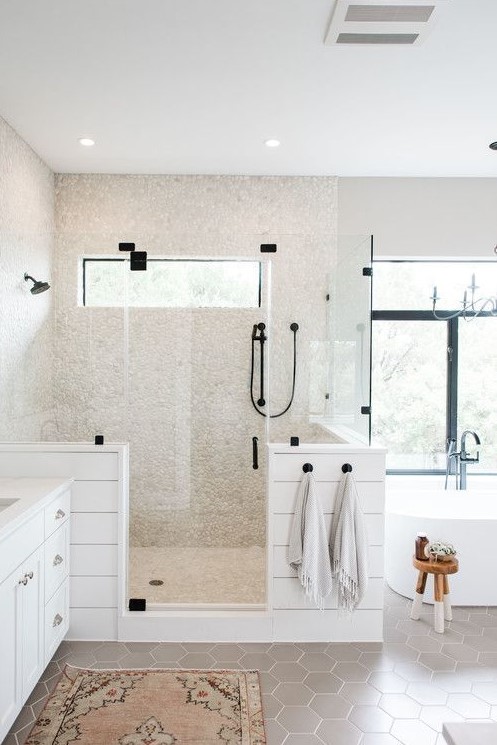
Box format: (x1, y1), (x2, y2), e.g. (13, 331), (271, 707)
(24, 273), (50, 294)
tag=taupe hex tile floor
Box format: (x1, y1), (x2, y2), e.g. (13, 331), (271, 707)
(7, 586), (497, 745)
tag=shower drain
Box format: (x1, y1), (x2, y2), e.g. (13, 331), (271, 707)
(149, 579), (164, 586)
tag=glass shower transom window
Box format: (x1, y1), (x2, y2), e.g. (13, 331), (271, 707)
(82, 258), (262, 308)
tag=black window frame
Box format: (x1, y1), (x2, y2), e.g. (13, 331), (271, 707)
(82, 257), (263, 309)
(372, 259), (497, 475)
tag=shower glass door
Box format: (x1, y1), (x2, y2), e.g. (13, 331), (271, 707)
(326, 235), (373, 443)
(124, 242), (270, 607)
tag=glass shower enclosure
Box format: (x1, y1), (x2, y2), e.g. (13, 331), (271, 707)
(118, 247), (271, 608)
(47, 229), (371, 611)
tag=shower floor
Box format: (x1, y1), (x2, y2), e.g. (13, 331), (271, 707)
(128, 545), (266, 605)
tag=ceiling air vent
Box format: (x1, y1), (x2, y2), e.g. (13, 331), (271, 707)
(337, 32), (418, 43)
(325, 0), (450, 46)
(344, 4), (435, 22)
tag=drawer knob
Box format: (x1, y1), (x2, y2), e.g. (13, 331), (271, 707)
(26, 571), (34, 580)
(53, 613), (63, 627)
(18, 577), (28, 586)
(53, 554), (64, 566)
(55, 508), (66, 520)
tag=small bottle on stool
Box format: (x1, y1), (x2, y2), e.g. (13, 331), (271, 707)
(415, 532), (429, 561)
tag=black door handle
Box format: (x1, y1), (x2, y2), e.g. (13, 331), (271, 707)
(252, 436), (259, 470)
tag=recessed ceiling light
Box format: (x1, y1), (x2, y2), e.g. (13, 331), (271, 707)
(78, 137), (95, 147)
(264, 139), (280, 148)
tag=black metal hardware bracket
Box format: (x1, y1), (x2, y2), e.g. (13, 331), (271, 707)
(302, 463), (313, 472)
(363, 267), (372, 277)
(260, 244), (277, 253)
(119, 242), (135, 252)
(290, 436), (299, 446)
(342, 463), (353, 473)
(129, 598), (146, 611)
(94, 435), (104, 445)
(130, 251), (147, 271)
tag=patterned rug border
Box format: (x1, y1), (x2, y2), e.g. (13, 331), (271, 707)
(61, 665), (264, 674)
(26, 665), (266, 745)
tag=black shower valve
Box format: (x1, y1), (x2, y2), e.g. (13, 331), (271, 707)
(252, 322), (267, 341)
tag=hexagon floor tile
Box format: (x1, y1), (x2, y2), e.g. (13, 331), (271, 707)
(8, 587), (497, 745)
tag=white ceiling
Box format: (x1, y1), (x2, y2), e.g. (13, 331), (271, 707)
(0, 0), (496, 176)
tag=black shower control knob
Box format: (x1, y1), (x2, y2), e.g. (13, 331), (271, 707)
(290, 323), (299, 332)
(257, 398), (266, 407)
(258, 322), (266, 331)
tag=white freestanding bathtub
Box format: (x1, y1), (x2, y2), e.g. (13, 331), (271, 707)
(386, 485), (497, 606)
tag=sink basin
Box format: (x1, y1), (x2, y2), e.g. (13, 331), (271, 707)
(0, 498), (19, 513)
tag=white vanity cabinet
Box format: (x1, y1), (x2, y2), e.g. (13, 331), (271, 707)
(0, 479), (71, 744)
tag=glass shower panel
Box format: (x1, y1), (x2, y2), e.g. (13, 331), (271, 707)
(326, 235), (372, 444)
(265, 233), (338, 445)
(125, 247), (269, 606)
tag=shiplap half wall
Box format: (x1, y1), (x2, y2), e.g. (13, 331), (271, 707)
(0, 443), (127, 641)
(0, 441), (385, 643)
(268, 443), (386, 642)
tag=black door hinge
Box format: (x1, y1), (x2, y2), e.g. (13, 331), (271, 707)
(130, 251), (147, 271)
(361, 406), (371, 415)
(362, 267), (372, 277)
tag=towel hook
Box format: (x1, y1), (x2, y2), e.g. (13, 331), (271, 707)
(341, 463), (353, 473)
(302, 463), (313, 473)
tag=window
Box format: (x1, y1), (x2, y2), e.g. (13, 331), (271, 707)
(82, 258), (262, 308)
(372, 260), (497, 473)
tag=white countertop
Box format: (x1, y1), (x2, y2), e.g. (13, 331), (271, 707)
(0, 478), (73, 540)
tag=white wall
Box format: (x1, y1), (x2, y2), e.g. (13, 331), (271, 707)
(0, 116), (55, 439)
(338, 178), (497, 258)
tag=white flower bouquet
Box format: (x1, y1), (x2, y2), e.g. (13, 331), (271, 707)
(424, 540), (457, 562)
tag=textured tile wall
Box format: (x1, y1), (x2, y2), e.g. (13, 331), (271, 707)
(0, 116), (55, 441)
(54, 175), (339, 548)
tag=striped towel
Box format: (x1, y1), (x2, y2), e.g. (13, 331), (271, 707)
(329, 471), (368, 612)
(288, 471), (333, 610)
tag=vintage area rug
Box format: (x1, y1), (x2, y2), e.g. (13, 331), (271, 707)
(26, 666), (266, 744)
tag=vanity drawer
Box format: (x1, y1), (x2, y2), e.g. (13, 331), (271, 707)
(44, 490), (70, 539)
(44, 578), (69, 666)
(44, 522), (70, 603)
(0, 511), (44, 585)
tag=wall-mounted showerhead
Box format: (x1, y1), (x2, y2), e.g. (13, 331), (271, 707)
(24, 273), (50, 294)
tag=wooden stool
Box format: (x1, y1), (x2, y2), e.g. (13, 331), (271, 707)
(410, 556), (459, 633)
